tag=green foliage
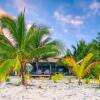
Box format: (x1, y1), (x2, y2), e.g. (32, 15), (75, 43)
(91, 64), (100, 79)
(51, 73), (64, 83)
(0, 11), (63, 84)
(66, 49), (72, 57)
(84, 78), (90, 84)
(0, 57), (20, 81)
(63, 53), (99, 85)
(39, 76), (45, 81)
(6, 77), (10, 82)
(72, 40), (90, 61)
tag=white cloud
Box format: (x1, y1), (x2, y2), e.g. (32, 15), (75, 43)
(48, 27), (54, 33)
(54, 11), (84, 27)
(63, 29), (68, 33)
(89, 1), (100, 15)
(11, 0), (39, 18)
(90, 2), (100, 10)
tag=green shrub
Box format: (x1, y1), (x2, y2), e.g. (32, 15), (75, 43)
(40, 76), (45, 81)
(84, 78), (90, 84)
(51, 73), (64, 83)
(6, 77), (10, 82)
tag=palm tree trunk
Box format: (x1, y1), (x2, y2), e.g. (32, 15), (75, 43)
(20, 61), (27, 86)
(35, 58), (39, 74)
(78, 79), (82, 85)
(36, 61), (39, 73)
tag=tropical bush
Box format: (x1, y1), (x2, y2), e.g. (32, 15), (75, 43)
(63, 53), (100, 85)
(6, 77), (11, 82)
(51, 73), (64, 83)
(92, 64), (100, 85)
(84, 78), (90, 84)
(39, 77), (45, 81)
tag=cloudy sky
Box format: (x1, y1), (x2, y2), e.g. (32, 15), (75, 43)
(0, 0), (100, 50)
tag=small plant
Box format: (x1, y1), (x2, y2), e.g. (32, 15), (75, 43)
(6, 77), (10, 82)
(84, 78), (90, 84)
(39, 76), (45, 81)
(25, 74), (33, 81)
(96, 75), (100, 86)
(51, 73), (64, 83)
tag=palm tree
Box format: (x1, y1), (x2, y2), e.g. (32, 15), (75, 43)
(66, 49), (72, 57)
(72, 40), (90, 61)
(0, 12), (63, 85)
(89, 33), (100, 61)
(0, 12), (34, 85)
(63, 53), (100, 85)
(28, 25), (63, 73)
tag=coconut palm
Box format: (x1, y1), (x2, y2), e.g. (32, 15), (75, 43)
(66, 49), (72, 57)
(63, 53), (100, 85)
(0, 12), (62, 85)
(72, 40), (90, 61)
(0, 12), (34, 85)
(28, 25), (63, 73)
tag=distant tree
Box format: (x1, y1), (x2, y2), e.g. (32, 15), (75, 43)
(72, 40), (90, 61)
(28, 25), (63, 73)
(66, 49), (72, 57)
(96, 33), (100, 42)
(89, 33), (100, 61)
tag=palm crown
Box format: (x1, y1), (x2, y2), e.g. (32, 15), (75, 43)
(0, 12), (62, 85)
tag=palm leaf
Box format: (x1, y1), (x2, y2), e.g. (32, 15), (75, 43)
(82, 62), (100, 78)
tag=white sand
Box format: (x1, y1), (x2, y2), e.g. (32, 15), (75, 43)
(0, 77), (100, 100)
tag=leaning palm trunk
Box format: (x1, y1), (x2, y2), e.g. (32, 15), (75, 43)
(20, 61), (27, 86)
(78, 79), (82, 85)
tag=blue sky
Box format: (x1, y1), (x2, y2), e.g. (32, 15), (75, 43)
(0, 0), (100, 50)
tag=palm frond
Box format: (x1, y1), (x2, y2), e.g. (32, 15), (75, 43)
(17, 12), (26, 48)
(0, 16), (17, 42)
(82, 62), (100, 78)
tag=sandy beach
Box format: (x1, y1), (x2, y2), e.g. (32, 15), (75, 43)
(0, 77), (100, 100)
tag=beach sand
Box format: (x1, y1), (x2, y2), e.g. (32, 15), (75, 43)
(0, 77), (100, 100)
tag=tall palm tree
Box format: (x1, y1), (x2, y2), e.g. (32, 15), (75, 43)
(28, 25), (63, 73)
(0, 12), (63, 85)
(0, 12), (34, 85)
